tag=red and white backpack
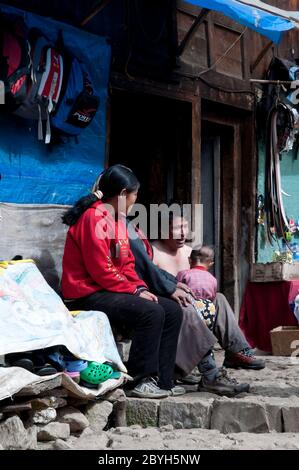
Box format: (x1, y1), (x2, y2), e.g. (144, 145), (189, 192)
(14, 29), (64, 144)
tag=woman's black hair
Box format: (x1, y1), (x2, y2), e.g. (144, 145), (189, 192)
(62, 164), (140, 226)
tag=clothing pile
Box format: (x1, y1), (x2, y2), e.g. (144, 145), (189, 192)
(0, 260), (126, 400)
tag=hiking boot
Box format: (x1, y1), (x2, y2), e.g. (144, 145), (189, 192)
(223, 348), (266, 370)
(198, 368), (250, 397)
(125, 377), (169, 399)
(167, 385), (186, 396)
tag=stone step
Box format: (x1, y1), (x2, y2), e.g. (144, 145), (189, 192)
(126, 393), (299, 433)
(107, 426), (299, 450)
(122, 352), (299, 434)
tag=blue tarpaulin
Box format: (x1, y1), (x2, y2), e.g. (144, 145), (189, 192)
(186, 0), (295, 43)
(0, 4), (111, 205)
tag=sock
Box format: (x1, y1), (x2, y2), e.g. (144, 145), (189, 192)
(198, 350), (218, 382)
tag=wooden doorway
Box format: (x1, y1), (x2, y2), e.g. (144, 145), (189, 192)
(201, 101), (256, 315)
(108, 89), (193, 209)
(201, 134), (221, 283)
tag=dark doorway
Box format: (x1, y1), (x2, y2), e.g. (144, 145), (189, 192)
(109, 90), (192, 208)
(201, 121), (236, 296)
(201, 134), (221, 282)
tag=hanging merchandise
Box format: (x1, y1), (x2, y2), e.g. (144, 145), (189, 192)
(262, 57), (299, 244)
(0, 14), (32, 112)
(289, 217), (297, 233)
(51, 56), (100, 137)
(285, 230), (293, 242)
(257, 194), (265, 225)
(13, 28), (64, 144)
(264, 99), (291, 242)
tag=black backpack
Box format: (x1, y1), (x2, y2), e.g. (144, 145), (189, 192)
(0, 14), (32, 112)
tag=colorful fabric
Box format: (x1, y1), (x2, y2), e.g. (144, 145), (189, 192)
(193, 298), (217, 331)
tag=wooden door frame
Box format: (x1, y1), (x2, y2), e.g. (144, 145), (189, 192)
(108, 72), (201, 208)
(201, 104), (256, 314)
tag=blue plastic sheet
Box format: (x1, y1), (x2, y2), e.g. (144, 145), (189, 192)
(0, 4), (111, 205)
(186, 0), (295, 43)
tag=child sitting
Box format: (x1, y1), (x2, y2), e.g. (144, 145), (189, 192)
(177, 246), (217, 301)
(176, 246), (217, 329)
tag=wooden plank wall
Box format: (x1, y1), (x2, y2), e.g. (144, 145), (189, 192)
(177, 0), (299, 85)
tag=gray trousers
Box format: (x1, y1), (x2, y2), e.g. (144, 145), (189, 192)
(175, 292), (249, 374)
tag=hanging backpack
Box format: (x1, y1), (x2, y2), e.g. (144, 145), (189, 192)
(14, 29), (64, 144)
(51, 57), (100, 137)
(0, 14), (32, 112)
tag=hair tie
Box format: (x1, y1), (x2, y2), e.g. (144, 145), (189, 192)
(93, 190), (103, 200)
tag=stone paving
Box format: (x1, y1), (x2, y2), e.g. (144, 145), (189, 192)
(2, 351), (299, 450)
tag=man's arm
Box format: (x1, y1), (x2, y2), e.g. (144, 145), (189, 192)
(128, 227), (177, 297)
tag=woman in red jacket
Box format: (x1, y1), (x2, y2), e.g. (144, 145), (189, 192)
(61, 165), (183, 398)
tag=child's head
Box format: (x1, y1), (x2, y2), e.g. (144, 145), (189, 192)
(189, 246), (214, 269)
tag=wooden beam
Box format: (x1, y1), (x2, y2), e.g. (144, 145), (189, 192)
(250, 41), (273, 74)
(81, 0), (113, 26)
(191, 99), (201, 208)
(177, 8), (210, 56)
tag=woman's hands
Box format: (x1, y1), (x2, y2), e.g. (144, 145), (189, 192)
(137, 282), (195, 306)
(139, 290), (158, 302)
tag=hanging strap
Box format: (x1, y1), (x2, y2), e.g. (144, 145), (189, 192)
(45, 109), (51, 144)
(37, 104), (43, 141)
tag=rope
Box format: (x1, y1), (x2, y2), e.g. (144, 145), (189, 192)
(198, 27), (248, 76)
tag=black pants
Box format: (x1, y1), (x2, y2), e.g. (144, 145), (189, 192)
(67, 292), (183, 390)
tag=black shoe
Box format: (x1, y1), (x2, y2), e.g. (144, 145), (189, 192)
(198, 368), (250, 397)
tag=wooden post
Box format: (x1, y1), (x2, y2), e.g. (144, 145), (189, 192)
(191, 97), (201, 246)
(177, 9), (210, 56)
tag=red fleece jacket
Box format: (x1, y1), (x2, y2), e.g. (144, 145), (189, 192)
(61, 201), (147, 299)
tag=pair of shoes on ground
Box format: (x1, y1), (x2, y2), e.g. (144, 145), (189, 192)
(197, 347), (265, 397)
(6, 352), (57, 376)
(126, 370), (250, 399)
(223, 348), (266, 370)
(126, 377), (186, 399)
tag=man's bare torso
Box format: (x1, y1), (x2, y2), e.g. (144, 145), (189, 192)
(152, 241), (192, 276)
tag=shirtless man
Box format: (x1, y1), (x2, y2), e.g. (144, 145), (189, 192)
(153, 214), (191, 276)
(152, 213), (265, 371)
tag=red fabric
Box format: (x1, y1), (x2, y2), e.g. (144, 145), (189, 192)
(40, 49), (63, 102)
(4, 32), (21, 76)
(192, 266), (208, 271)
(239, 281), (299, 352)
(61, 201), (147, 299)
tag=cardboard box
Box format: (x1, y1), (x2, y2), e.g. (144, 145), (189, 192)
(270, 326), (299, 356)
(251, 262), (299, 282)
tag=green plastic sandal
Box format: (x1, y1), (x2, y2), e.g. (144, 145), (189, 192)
(80, 362), (115, 385)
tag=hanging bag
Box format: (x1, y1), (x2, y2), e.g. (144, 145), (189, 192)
(0, 14), (32, 112)
(51, 57), (99, 137)
(14, 29), (64, 144)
